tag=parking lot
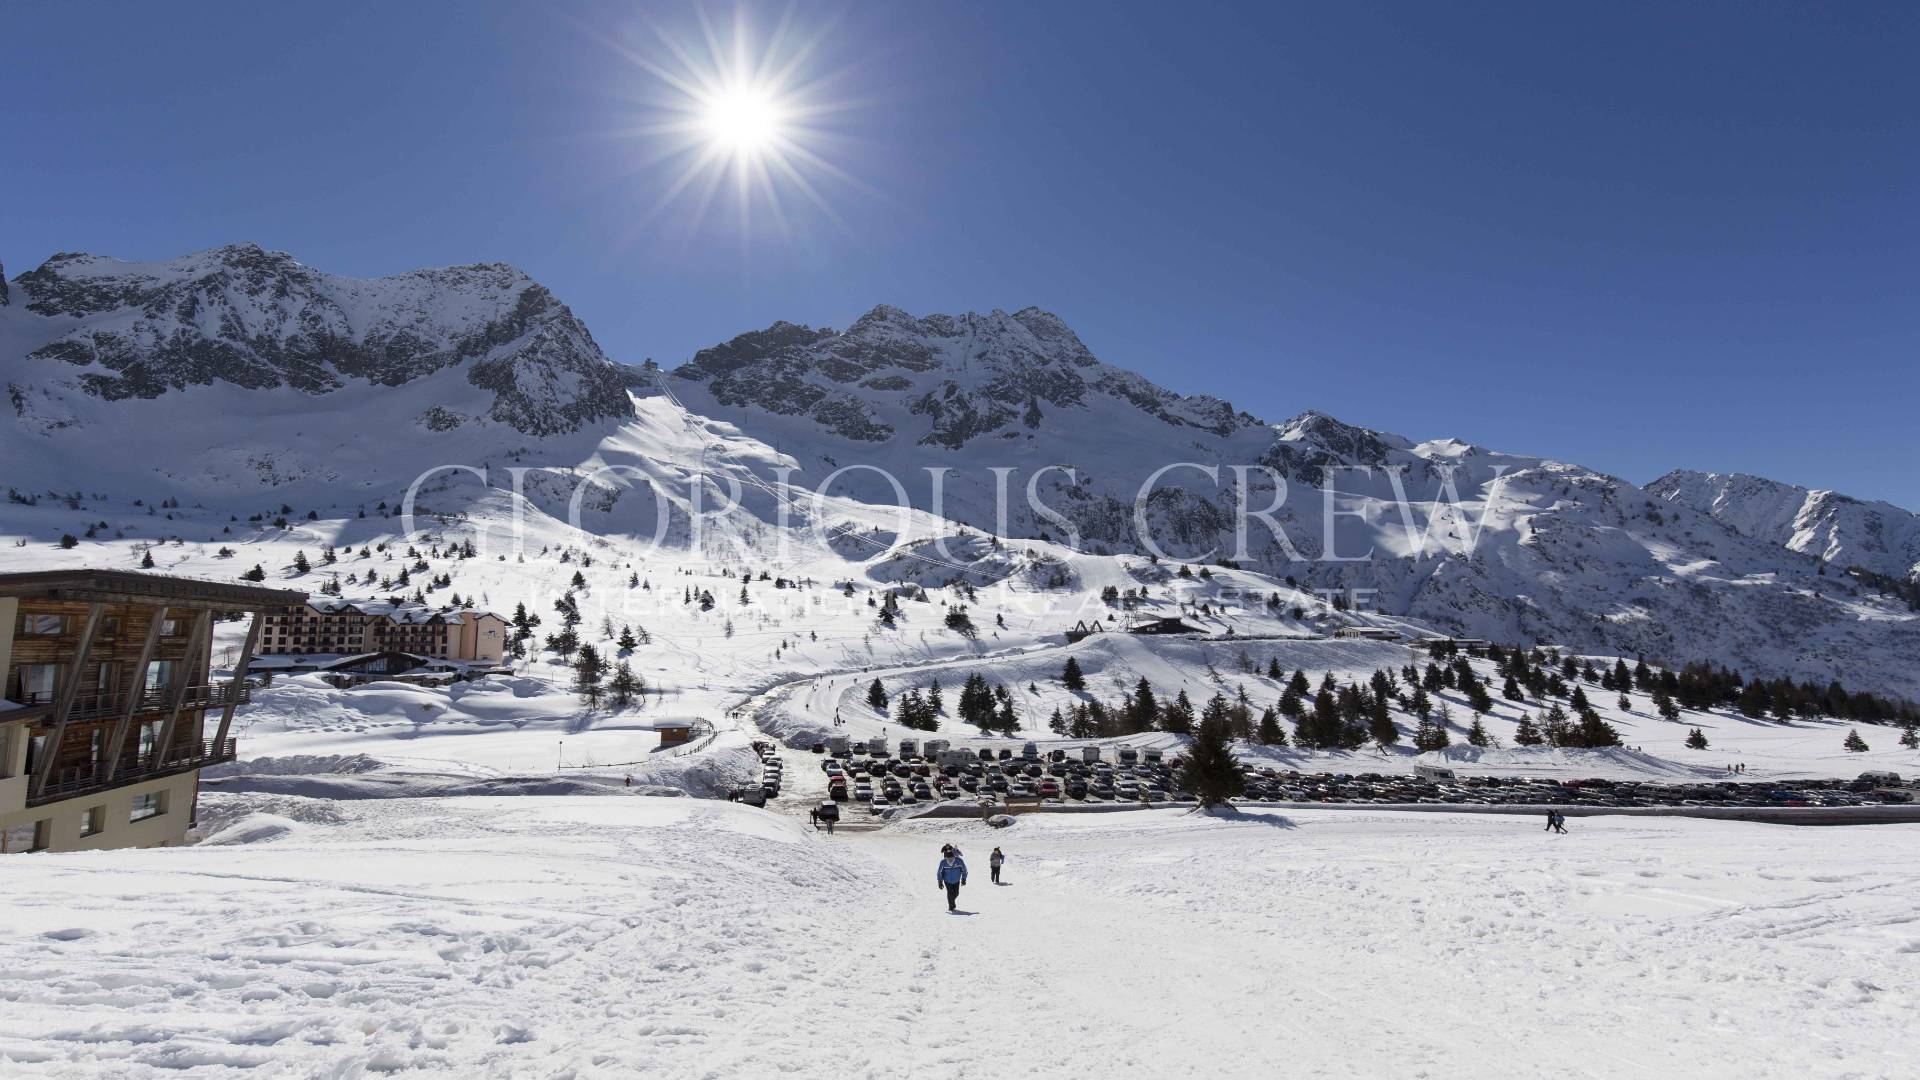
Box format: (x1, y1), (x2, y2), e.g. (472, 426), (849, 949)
(1234, 769), (1914, 810)
(813, 741), (1185, 814)
(799, 738), (1913, 816)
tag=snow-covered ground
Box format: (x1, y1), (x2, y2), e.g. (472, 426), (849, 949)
(2, 795), (1914, 1078)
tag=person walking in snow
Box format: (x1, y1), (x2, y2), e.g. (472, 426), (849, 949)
(989, 847), (1005, 885)
(1551, 811), (1568, 834)
(1544, 809), (1556, 833)
(936, 851), (969, 911)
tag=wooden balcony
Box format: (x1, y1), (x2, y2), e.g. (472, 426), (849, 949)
(14, 684), (251, 724)
(29, 738), (239, 807)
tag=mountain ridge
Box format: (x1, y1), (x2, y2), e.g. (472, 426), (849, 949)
(3, 245), (1916, 700)
(4, 243), (634, 437)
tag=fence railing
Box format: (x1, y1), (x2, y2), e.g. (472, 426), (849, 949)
(30, 738), (239, 805)
(14, 684), (249, 724)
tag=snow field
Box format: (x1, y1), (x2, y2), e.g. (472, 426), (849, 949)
(1, 797), (1915, 1078)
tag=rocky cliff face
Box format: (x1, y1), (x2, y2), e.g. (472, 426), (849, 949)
(1648, 470), (1920, 582)
(6, 243), (634, 436)
(672, 304), (1259, 448)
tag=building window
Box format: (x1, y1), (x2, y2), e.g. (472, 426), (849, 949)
(13, 664), (58, 704)
(79, 806), (103, 837)
(1, 820), (45, 853)
(159, 619), (181, 636)
(18, 613), (63, 636)
(129, 792), (166, 823)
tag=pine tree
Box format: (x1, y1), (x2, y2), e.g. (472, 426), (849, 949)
(1843, 728), (1870, 753)
(1466, 714), (1491, 747)
(1049, 708), (1067, 736)
(1513, 714), (1544, 746)
(1654, 689), (1682, 722)
(1160, 690), (1195, 736)
(573, 645), (605, 706)
(927, 678), (944, 713)
(1685, 727), (1709, 750)
(866, 678), (888, 712)
(617, 626), (639, 651)
(1127, 678), (1161, 732)
(1177, 707), (1246, 810)
(996, 695), (1019, 735)
(1901, 724), (1919, 750)
(241, 564), (266, 582)
(1412, 714), (1451, 752)
(1367, 693), (1398, 749)
(1257, 706), (1286, 746)
(1541, 702), (1572, 747)
(1061, 657), (1086, 692)
(1408, 686), (1432, 720)
(608, 661), (645, 708)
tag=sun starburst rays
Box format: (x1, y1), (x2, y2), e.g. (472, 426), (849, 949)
(599, 6), (866, 249)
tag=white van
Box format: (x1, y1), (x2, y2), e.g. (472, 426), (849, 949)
(1413, 764), (1457, 782)
(899, 738), (919, 759)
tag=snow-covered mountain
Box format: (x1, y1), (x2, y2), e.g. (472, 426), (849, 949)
(1648, 470), (1920, 583)
(4, 247), (1918, 700)
(4, 243), (633, 438)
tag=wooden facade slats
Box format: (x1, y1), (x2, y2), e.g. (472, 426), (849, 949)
(102, 604), (168, 784)
(30, 603), (105, 799)
(148, 610), (212, 771)
(4, 573), (303, 821)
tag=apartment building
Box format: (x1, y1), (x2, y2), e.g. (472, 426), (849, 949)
(0, 570), (304, 854)
(260, 600), (506, 663)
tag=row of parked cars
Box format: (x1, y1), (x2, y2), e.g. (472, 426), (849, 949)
(802, 737), (1911, 813)
(727, 741), (783, 806)
(820, 742), (1194, 812)
(1235, 768), (1913, 808)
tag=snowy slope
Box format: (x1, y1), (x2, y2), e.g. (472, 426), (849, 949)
(2, 795), (1914, 1078)
(666, 307), (1920, 699)
(1649, 468), (1920, 582)
(5, 247), (1919, 702)
(1, 243), (632, 455)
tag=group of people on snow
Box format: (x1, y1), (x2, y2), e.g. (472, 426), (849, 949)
(934, 844), (1006, 911)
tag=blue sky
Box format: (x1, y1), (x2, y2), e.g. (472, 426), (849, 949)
(4, 1), (1916, 507)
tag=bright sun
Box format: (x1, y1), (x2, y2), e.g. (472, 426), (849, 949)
(617, 8), (864, 240)
(701, 86), (785, 155)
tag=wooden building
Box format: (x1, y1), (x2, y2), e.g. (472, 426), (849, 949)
(0, 570), (304, 854)
(656, 718), (697, 748)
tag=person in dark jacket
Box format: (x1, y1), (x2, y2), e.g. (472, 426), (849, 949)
(936, 852), (968, 911)
(989, 847), (1005, 884)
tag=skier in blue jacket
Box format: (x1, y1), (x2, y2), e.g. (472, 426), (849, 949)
(936, 852), (969, 911)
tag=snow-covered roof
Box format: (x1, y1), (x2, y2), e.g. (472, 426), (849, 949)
(299, 599), (504, 625)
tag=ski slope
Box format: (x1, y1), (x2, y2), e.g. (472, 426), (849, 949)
(1, 795), (1913, 1078)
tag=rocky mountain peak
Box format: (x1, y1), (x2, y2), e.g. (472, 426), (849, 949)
(4, 245), (635, 437)
(670, 304), (1256, 447)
